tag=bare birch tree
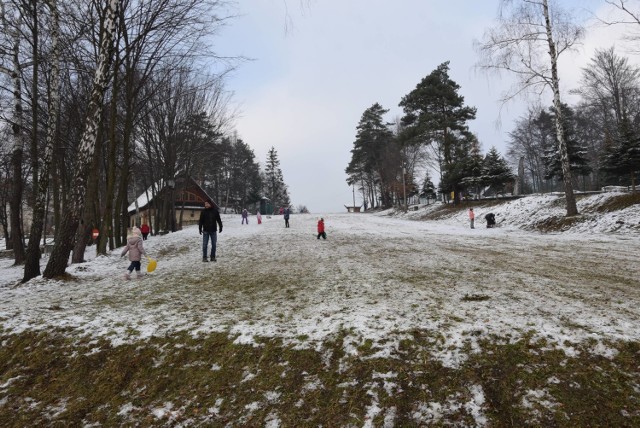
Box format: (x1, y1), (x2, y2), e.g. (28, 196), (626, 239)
(476, 0), (583, 216)
(23, 0), (61, 282)
(43, 0), (120, 278)
(0, 1), (31, 264)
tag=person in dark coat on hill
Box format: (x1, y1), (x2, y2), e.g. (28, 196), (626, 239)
(284, 207), (290, 228)
(199, 201), (223, 262)
(485, 213), (496, 228)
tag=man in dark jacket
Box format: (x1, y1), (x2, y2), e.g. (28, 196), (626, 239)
(199, 201), (223, 262)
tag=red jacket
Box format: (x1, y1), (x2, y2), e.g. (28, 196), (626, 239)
(317, 219), (325, 233)
(140, 224), (150, 234)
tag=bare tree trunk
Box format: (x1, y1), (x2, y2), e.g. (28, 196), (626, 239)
(543, 0), (577, 216)
(72, 133), (102, 264)
(6, 16), (26, 264)
(100, 51), (121, 256)
(24, 0), (60, 282)
(43, 0), (120, 278)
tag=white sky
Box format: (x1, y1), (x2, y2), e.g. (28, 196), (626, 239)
(217, 0), (631, 214)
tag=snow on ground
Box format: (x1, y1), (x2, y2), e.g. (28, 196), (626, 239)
(0, 193), (639, 368)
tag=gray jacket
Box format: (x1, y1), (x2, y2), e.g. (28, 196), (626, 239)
(121, 236), (146, 261)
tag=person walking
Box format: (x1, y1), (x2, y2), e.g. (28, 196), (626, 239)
(140, 223), (150, 240)
(121, 227), (146, 279)
(284, 207), (290, 228)
(199, 201), (223, 262)
(317, 217), (326, 240)
(468, 208), (475, 229)
(241, 208), (249, 225)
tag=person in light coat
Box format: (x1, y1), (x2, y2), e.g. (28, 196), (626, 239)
(468, 208), (475, 229)
(121, 227), (146, 279)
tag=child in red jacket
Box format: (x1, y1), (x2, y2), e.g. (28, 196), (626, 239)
(317, 218), (326, 240)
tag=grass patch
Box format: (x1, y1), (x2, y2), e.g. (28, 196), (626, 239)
(592, 192), (640, 213)
(0, 329), (638, 426)
(461, 293), (491, 302)
(532, 215), (585, 233)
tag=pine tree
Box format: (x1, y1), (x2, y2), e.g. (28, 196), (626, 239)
(264, 147), (290, 210)
(601, 115), (640, 191)
(399, 62), (476, 169)
(346, 103), (395, 208)
(482, 147), (516, 197)
(420, 172), (437, 203)
(542, 104), (591, 184)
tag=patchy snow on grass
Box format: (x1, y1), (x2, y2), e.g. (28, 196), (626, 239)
(0, 193), (639, 425)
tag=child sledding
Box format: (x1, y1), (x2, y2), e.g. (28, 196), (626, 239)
(485, 213), (496, 228)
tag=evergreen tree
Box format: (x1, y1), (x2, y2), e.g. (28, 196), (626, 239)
(541, 104), (592, 184)
(264, 147), (290, 210)
(482, 147), (516, 196)
(399, 61), (477, 171)
(420, 172), (437, 202)
(601, 115), (640, 191)
(458, 135), (485, 198)
(346, 103), (396, 208)
(439, 131), (482, 201)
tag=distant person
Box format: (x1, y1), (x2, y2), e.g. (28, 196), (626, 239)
(140, 223), (150, 240)
(199, 201), (223, 262)
(241, 208), (249, 225)
(256, 210), (262, 225)
(284, 207), (290, 228)
(121, 227), (146, 280)
(468, 208), (475, 229)
(317, 217), (326, 240)
(485, 212), (496, 228)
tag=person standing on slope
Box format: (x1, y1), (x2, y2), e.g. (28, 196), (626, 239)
(121, 226), (146, 279)
(241, 208), (249, 225)
(317, 217), (326, 240)
(199, 201), (223, 262)
(284, 207), (290, 228)
(140, 223), (150, 240)
(468, 208), (475, 229)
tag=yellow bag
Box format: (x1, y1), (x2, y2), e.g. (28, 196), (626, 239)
(146, 257), (157, 273)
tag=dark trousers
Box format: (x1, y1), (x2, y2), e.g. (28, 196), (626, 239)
(317, 232), (326, 240)
(127, 261), (141, 272)
(202, 231), (218, 258)
(142, 233), (149, 240)
(285, 218), (289, 228)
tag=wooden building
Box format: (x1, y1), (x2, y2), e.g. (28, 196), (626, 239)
(127, 177), (218, 232)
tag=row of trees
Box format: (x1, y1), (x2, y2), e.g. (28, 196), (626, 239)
(348, 0), (640, 212)
(0, 0), (291, 281)
(477, 0), (640, 216)
(506, 47), (640, 194)
(345, 63), (515, 210)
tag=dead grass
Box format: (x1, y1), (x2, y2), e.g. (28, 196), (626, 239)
(590, 192), (640, 213)
(0, 329), (637, 426)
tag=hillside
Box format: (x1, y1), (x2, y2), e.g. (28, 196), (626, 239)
(0, 193), (639, 426)
(392, 191), (640, 234)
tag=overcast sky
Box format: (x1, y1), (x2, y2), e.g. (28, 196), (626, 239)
(217, 0), (627, 214)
